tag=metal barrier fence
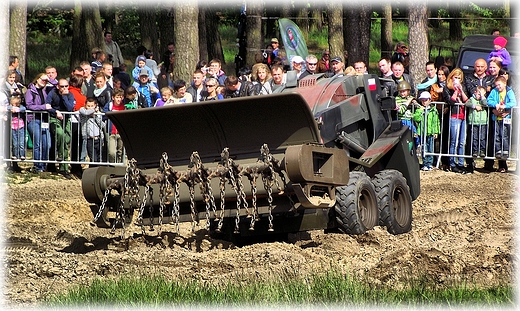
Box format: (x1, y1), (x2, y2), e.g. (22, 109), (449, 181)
(1, 110), (127, 169)
(1, 104), (518, 171)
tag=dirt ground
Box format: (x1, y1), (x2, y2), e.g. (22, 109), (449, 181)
(2, 160), (519, 308)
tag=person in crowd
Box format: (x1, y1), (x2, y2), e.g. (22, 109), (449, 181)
(208, 58), (227, 86)
(132, 56), (154, 82)
(154, 86), (175, 107)
(101, 62), (114, 89)
(491, 28), (500, 36)
(93, 71), (112, 110)
(162, 42), (175, 72)
(269, 64), (285, 92)
(171, 79), (193, 104)
(90, 50), (106, 74)
(298, 54), (318, 80)
(90, 47), (102, 64)
(487, 36), (512, 69)
(25, 73), (51, 173)
(238, 66), (252, 82)
(353, 61), (367, 74)
(103, 87), (126, 163)
(395, 81), (422, 148)
(325, 56), (345, 77)
(317, 49), (330, 74)
(224, 75), (256, 98)
(271, 38), (280, 58)
(112, 77), (122, 90)
(186, 69), (207, 102)
(68, 74), (87, 178)
(123, 85), (147, 109)
(378, 57), (393, 78)
(415, 91), (440, 171)
(45, 66), (58, 94)
(114, 63), (131, 90)
(46, 78), (75, 179)
(290, 55), (305, 79)
(391, 61), (415, 97)
(134, 45), (148, 66)
(252, 63), (273, 95)
(144, 50), (161, 82)
(430, 65), (451, 171)
(132, 69), (159, 107)
(487, 76), (517, 172)
(103, 31), (124, 75)
(3, 70), (24, 100)
(202, 77), (224, 101)
(391, 41), (410, 73)
(344, 66), (356, 76)
(443, 68), (470, 174)
(463, 58), (494, 173)
(80, 61), (96, 97)
(483, 59), (505, 172)
(416, 61), (438, 92)
(79, 97), (104, 164)
(465, 86), (489, 159)
(2, 69), (26, 170)
(6, 96), (26, 161)
(9, 55), (25, 87)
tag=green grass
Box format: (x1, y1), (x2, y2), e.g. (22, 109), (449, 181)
(46, 270), (513, 307)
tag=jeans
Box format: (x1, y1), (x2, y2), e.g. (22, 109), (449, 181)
(449, 117), (466, 167)
(11, 128), (25, 158)
(27, 120), (50, 171)
(422, 135), (435, 168)
(495, 120), (511, 154)
(470, 124), (487, 155)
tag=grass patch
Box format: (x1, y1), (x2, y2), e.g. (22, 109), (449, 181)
(46, 270), (513, 307)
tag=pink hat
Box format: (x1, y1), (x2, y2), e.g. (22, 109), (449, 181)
(494, 36), (508, 48)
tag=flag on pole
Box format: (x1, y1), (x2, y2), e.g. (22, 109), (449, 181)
(278, 18), (308, 68)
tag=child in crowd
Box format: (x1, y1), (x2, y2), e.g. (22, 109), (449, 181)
(132, 56), (155, 82)
(154, 86), (175, 106)
(171, 79), (193, 104)
(414, 92), (440, 171)
(7, 96), (26, 160)
(79, 97), (104, 163)
(486, 76), (517, 162)
(123, 86), (146, 109)
(465, 86), (488, 158)
(395, 81), (422, 147)
(103, 88), (126, 163)
(487, 36), (512, 69)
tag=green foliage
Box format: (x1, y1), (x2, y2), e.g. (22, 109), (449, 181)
(112, 7), (141, 55)
(46, 271), (513, 307)
(26, 38), (71, 81)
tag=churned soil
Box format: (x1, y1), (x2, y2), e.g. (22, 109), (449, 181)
(3, 161), (518, 307)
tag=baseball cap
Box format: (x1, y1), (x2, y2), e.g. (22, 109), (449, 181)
(418, 91), (431, 100)
(137, 56), (146, 62)
(331, 56), (342, 63)
(292, 55), (304, 63)
(139, 68), (149, 77)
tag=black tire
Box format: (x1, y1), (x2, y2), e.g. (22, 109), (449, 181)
(373, 170), (413, 235)
(333, 171), (379, 235)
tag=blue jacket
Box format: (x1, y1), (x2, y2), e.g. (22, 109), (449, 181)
(486, 85), (517, 121)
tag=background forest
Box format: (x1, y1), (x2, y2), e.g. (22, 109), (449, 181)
(7, 0), (516, 86)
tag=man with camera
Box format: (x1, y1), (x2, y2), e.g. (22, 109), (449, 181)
(103, 31), (124, 75)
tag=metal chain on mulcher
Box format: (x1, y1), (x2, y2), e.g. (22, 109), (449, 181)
(245, 170), (259, 231)
(135, 184), (150, 235)
(91, 187), (111, 226)
(260, 144), (275, 232)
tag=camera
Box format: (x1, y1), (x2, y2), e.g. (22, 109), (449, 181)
(108, 54), (114, 63)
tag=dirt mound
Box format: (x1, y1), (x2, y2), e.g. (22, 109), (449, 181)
(3, 165), (517, 306)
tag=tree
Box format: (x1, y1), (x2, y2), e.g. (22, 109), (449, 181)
(408, 2), (429, 88)
(205, 6), (224, 64)
(448, 1), (463, 41)
(343, 4), (371, 67)
(173, 3), (199, 82)
(380, 4), (393, 59)
(9, 0), (27, 79)
(246, 0), (263, 67)
(2, 2), (9, 77)
(309, 1), (323, 33)
(138, 4), (159, 60)
(70, 0), (103, 72)
(158, 5), (175, 62)
(327, 1), (343, 62)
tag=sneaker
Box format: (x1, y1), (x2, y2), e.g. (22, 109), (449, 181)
(495, 152), (502, 158)
(20, 156), (25, 160)
(11, 156), (17, 160)
(472, 153), (478, 158)
(463, 167), (473, 174)
(56, 157), (63, 162)
(421, 166), (430, 171)
(502, 151), (509, 158)
(451, 166), (462, 173)
(59, 171), (72, 180)
(479, 151), (486, 158)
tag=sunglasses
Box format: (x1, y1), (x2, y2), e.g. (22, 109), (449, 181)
(308, 63), (317, 66)
(206, 84), (216, 87)
(59, 85), (69, 88)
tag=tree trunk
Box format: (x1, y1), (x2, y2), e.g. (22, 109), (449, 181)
(309, 1), (323, 32)
(100, 0), (116, 32)
(9, 0), (27, 79)
(70, 0), (86, 73)
(71, 0), (103, 72)
(343, 4), (371, 68)
(173, 3), (199, 82)
(205, 7), (224, 64)
(2, 2), (10, 76)
(158, 6), (175, 58)
(327, 1), (343, 63)
(139, 4), (159, 60)
(380, 3), (393, 58)
(246, 0), (263, 67)
(448, 1), (463, 41)
(408, 1), (429, 90)
(295, 5), (309, 41)
(198, 6), (208, 63)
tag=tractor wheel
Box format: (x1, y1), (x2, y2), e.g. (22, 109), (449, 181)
(373, 170), (413, 235)
(333, 171), (379, 235)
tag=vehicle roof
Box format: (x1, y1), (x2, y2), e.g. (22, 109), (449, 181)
(461, 34), (518, 52)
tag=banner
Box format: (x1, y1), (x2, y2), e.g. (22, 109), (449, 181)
(278, 18), (308, 68)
